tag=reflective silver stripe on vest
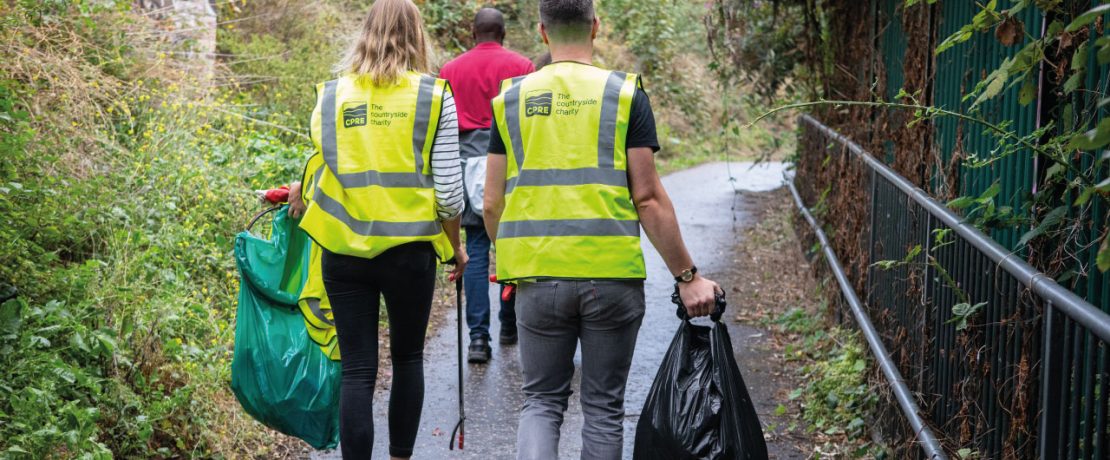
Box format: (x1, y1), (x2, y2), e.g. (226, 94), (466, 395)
(340, 170), (430, 188)
(504, 77), (526, 173)
(597, 71), (626, 169)
(412, 75), (436, 186)
(321, 79), (433, 189)
(499, 219), (640, 238)
(505, 168), (628, 193)
(312, 185), (442, 237)
(321, 80), (340, 176)
(303, 298), (335, 327)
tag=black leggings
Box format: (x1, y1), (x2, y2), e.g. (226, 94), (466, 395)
(322, 242), (437, 459)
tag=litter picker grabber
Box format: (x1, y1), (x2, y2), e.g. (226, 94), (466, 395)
(489, 275), (515, 302)
(448, 273), (466, 450)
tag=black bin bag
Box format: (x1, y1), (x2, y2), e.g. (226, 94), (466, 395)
(633, 289), (768, 460)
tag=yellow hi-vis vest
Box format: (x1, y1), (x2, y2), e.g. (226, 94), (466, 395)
(299, 72), (454, 263)
(491, 62), (645, 280)
(298, 153), (339, 361)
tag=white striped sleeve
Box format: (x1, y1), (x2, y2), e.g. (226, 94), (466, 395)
(432, 92), (464, 221)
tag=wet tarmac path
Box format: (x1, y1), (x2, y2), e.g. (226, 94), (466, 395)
(316, 162), (790, 459)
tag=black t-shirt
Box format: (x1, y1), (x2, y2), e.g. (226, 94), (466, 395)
(487, 86), (660, 155)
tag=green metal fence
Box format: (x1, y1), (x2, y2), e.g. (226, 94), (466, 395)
(932, 1), (1043, 250)
(878, 0), (907, 164)
(812, 0), (1110, 457)
(1043, 12), (1110, 458)
(800, 115), (1110, 459)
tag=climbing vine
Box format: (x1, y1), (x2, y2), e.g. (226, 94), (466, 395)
(949, 1), (1109, 276)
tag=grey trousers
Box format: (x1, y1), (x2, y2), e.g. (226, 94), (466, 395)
(515, 279), (646, 460)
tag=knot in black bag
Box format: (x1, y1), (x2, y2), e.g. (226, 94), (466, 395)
(632, 287), (768, 460)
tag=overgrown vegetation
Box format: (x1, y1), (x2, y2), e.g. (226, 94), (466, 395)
(0, 0), (316, 456)
(773, 308), (887, 458)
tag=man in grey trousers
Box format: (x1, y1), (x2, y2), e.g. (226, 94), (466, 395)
(483, 1), (723, 458)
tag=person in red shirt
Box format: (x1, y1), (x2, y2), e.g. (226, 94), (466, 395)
(439, 8), (534, 364)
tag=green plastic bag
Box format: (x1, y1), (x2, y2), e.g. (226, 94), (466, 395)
(231, 206), (341, 449)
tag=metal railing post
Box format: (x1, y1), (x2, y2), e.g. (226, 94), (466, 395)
(1039, 301), (1063, 459)
(868, 165), (878, 309)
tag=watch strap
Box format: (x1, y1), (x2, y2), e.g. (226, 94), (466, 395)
(674, 265), (698, 283)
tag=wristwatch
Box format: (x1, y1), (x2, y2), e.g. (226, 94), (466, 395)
(674, 266), (697, 283)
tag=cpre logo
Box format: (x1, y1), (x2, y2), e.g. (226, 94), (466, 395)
(342, 102), (367, 128)
(525, 90), (552, 117)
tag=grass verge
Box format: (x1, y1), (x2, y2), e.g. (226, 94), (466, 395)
(727, 188), (888, 458)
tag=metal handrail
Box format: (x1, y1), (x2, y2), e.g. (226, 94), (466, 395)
(788, 179), (949, 460)
(800, 114), (1110, 343)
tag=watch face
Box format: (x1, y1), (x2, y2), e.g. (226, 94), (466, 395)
(681, 271), (694, 282)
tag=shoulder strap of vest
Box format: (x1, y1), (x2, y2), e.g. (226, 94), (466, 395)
(500, 76), (527, 173)
(320, 78), (340, 177)
(597, 70), (633, 169)
(500, 76), (526, 94)
(412, 74), (439, 183)
(422, 78), (451, 171)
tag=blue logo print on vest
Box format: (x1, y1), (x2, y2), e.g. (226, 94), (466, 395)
(525, 90), (552, 117)
(342, 102), (367, 128)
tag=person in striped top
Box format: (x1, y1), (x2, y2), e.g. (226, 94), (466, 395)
(286, 1), (465, 458)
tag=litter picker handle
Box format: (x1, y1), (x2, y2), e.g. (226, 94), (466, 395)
(449, 277), (466, 450)
(245, 205), (283, 232)
(672, 284), (727, 322)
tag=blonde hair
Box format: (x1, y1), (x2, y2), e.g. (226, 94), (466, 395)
(336, 0), (429, 86)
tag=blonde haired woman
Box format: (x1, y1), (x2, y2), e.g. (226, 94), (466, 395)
(288, 0), (466, 457)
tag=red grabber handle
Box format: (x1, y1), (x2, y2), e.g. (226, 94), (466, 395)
(448, 258), (461, 282)
(490, 275), (515, 301)
(261, 186), (290, 204)
(458, 432), (464, 450)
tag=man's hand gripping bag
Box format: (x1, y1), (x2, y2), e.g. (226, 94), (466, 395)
(633, 289), (768, 460)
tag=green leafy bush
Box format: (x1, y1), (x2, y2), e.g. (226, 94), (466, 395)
(799, 338), (876, 438)
(1, 1), (311, 456)
(772, 307), (883, 455)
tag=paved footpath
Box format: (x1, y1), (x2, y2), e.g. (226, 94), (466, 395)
(314, 162), (791, 459)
